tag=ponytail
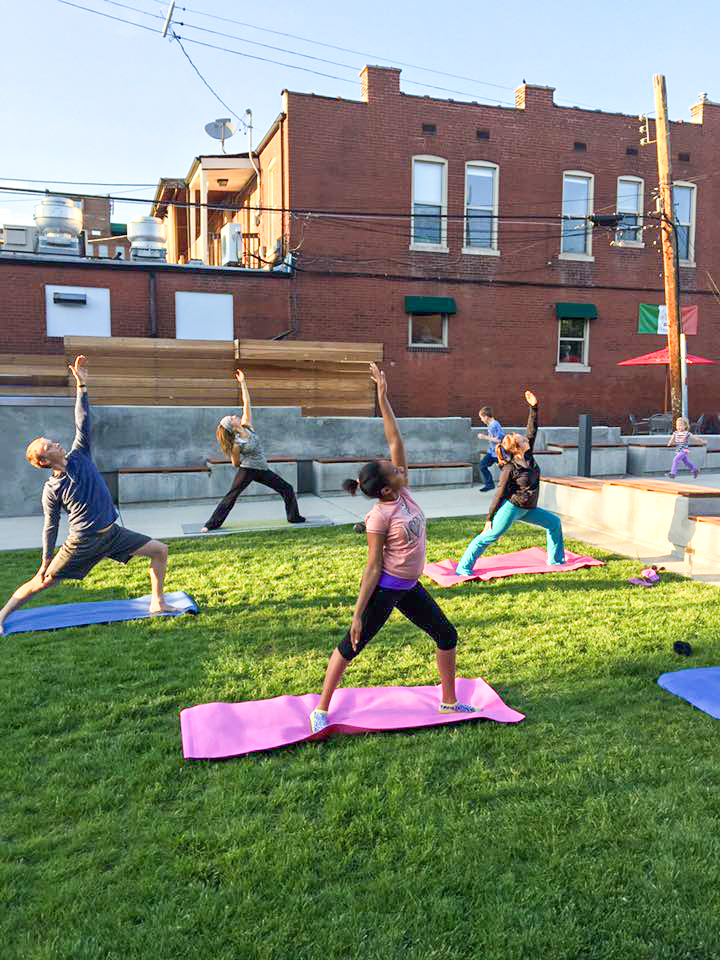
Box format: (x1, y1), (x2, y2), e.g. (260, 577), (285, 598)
(216, 422), (241, 467)
(342, 460), (387, 499)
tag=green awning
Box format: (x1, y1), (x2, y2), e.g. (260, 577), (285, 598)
(555, 302), (597, 319)
(405, 296), (457, 315)
(111, 222), (128, 236)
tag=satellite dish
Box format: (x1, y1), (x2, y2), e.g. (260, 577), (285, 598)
(204, 118), (236, 153)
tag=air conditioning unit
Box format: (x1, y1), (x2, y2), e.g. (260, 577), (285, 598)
(220, 222), (243, 266)
(1, 224), (37, 253)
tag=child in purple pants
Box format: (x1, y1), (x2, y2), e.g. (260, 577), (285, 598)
(665, 417), (707, 478)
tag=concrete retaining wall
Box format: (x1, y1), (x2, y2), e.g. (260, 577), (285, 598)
(0, 401), (475, 517)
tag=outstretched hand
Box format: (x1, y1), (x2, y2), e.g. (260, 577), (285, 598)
(68, 355), (88, 387)
(235, 369), (246, 384)
(369, 362), (387, 399)
(524, 390), (537, 407)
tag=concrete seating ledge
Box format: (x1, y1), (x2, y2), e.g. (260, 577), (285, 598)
(540, 475), (720, 561)
(312, 459), (473, 494)
(117, 458), (299, 504)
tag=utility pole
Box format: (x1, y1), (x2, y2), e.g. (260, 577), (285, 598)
(652, 74), (683, 421)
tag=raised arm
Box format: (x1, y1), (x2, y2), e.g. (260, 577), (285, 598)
(68, 355), (90, 453)
(370, 362), (407, 474)
(236, 369), (253, 429)
(41, 484), (61, 574)
(524, 390), (538, 453)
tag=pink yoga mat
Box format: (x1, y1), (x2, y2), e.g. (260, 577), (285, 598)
(423, 546), (605, 587)
(180, 677), (524, 759)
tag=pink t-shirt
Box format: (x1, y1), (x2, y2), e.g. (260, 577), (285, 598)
(364, 489), (427, 580)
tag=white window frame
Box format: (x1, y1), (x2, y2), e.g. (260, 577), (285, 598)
(407, 312), (448, 349)
(410, 155), (449, 253)
(462, 160), (500, 256)
(555, 317), (591, 373)
(615, 176), (644, 248)
(672, 180), (697, 267)
(559, 171), (594, 261)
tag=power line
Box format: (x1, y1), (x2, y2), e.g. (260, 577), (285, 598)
(0, 176), (157, 186)
(171, 33), (247, 127)
(145, 0), (517, 93)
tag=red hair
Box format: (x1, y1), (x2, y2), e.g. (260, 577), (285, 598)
(496, 434), (525, 464)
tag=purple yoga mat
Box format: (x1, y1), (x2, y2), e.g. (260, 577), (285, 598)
(423, 547), (605, 587)
(180, 677), (524, 759)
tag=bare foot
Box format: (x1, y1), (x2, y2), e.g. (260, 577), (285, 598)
(149, 599), (174, 615)
(201, 527), (209, 533)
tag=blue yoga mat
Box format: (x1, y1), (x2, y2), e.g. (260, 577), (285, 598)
(2, 591), (198, 636)
(657, 667), (720, 719)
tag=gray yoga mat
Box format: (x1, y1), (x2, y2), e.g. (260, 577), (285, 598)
(181, 516), (334, 536)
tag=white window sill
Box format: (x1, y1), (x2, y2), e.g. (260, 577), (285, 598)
(679, 260), (696, 268)
(461, 246), (500, 257)
(555, 363), (591, 373)
(409, 243), (449, 253)
(408, 343), (448, 350)
(558, 252), (595, 262)
(613, 241), (645, 249)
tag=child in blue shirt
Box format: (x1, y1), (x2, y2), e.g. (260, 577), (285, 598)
(477, 405), (505, 492)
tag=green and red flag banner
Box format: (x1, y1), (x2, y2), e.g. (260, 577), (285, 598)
(638, 304), (698, 335)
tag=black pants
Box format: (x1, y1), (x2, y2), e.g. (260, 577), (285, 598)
(204, 467), (303, 530)
(337, 582), (458, 661)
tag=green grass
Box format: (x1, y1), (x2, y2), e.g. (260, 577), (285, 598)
(1, 517), (719, 960)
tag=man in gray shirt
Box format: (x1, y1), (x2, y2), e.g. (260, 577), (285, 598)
(0, 355), (170, 633)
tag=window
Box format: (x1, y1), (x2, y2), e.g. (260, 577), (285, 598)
(615, 176), (644, 246)
(463, 162), (499, 254)
(97, 244), (109, 258)
(408, 312), (447, 348)
(411, 157), (447, 249)
(673, 181), (696, 264)
(556, 316), (590, 371)
(560, 172), (593, 259)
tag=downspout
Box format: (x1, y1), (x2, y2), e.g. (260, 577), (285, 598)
(148, 270), (158, 337)
(246, 110), (261, 231)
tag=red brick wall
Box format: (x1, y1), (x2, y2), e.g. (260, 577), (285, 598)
(277, 68), (720, 424)
(0, 260), (292, 353)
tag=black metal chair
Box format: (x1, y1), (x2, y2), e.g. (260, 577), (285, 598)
(628, 413), (651, 435)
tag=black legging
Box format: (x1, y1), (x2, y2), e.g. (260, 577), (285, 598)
(204, 467), (303, 530)
(337, 582), (457, 661)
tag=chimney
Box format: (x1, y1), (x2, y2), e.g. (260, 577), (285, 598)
(690, 92), (720, 124)
(360, 65), (402, 103)
(515, 83), (556, 110)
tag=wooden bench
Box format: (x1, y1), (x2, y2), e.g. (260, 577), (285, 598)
(541, 476), (604, 491)
(607, 477), (720, 497)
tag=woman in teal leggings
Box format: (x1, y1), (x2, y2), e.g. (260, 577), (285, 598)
(456, 390), (565, 575)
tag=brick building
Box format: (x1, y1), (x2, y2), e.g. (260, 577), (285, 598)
(1, 66), (719, 424)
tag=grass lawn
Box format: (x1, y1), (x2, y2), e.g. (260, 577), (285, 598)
(1, 517), (719, 960)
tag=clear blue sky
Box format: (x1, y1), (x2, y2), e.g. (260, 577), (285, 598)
(1, 0), (717, 227)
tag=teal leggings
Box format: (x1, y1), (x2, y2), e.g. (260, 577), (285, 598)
(457, 499), (565, 574)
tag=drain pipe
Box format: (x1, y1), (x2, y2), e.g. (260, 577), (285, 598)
(148, 270), (158, 337)
(246, 109), (261, 229)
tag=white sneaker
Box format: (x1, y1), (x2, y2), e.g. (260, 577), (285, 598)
(309, 708), (330, 733)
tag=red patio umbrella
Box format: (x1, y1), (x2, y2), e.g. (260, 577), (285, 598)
(617, 346), (714, 366)
(617, 346), (715, 413)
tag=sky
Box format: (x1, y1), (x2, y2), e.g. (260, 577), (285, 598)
(1, 0), (719, 227)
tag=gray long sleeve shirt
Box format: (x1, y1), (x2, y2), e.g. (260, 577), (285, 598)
(41, 389), (117, 562)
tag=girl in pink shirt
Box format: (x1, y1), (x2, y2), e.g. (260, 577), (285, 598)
(310, 363), (475, 733)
